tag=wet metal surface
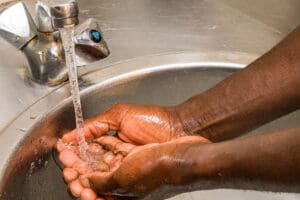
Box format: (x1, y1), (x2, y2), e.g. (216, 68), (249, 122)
(1, 0), (300, 130)
(0, 53), (299, 199)
(0, 0), (300, 199)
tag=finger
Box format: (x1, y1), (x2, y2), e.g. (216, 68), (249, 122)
(63, 106), (122, 144)
(75, 162), (94, 175)
(82, 153), (110, 172)
(95, 136), (135, 156)
(86, 143), (109, 171)
(103, 151), (115, 165)
(109, 154), (123, 172)
(106, 153), (124, 172)
(59, 149), (81, 167)
(171, 136), (212, 144)
(56, 139), (66, 152)
(69, 179), (84, 197)
(56, 139), (78, 153)
(62, 121), (109, 144)
(85, 171), (117, 194)
(79, 176), (92, 188)
(81, 188), (98, 200)
(94, 161), (110, 172)
(63, 168), (78, 183)
(117, 133), (132, 144)
(88, 143), (105, 155)
(127, 143), (158, 157)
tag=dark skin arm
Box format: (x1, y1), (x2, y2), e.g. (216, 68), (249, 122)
(190, 127), (300, 192)
(214, 127), (300, 192)
(60, 127), (300, 198)
(63, 26), (300, 144)
(174, 26), (300, 142)
(58, 26), (300, 198)
(91, 127), (300, 197)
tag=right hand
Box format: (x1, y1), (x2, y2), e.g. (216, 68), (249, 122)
(62, 103), (189, 145)
(58, 135), (211, 199)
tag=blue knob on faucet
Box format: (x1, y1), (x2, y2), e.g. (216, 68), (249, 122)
(90, 30), (102, 43)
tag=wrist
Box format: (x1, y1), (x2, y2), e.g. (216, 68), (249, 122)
(185, 142), (235, 181)
(164, 105), (194, 137)
(172, 102), (201, 135)
(168, 97), (215, 140)
(160, 142), (233, 186)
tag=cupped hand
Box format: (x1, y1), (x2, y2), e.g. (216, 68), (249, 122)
(57, 135), (211, 199)
(62, 103), (187, 145)
(57, 138), (139, 200)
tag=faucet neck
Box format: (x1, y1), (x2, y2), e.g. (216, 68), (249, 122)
(35, 0), (79, 33)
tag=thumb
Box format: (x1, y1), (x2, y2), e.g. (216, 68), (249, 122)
(62, 106), (122, 144)
(84, 171), (118, 194)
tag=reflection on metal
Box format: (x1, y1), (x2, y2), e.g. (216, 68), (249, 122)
(74, 18), (110, 66)
(0, 2), (37, 49)
(0, 0), (109, 86)
(0, 55), (247, 200)
(35, 1), (54, 33)
(1, 0), (300, 131)
(1, 0), (300, 198)
(49, 0), (79, 28)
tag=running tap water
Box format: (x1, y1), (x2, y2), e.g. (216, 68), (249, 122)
(60, 27), (88, 159)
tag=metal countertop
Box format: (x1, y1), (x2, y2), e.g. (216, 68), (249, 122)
(0, 0), (299, 130)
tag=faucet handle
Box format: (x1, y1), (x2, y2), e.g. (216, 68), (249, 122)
(74, 18), (110, 66)
(35, 1), (53, 32)
(0, 1), (37, 49)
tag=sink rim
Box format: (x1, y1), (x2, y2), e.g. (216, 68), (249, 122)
(0, 51), (257, 193)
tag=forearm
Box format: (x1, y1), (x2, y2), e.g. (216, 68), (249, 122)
(174, 27), (300, 142)
(191, 128), (300, 192)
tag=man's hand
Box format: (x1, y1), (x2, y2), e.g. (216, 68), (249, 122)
(62, 103), (188, 145)
(84, 136), (210, 196)
(57, 136), (211, 199)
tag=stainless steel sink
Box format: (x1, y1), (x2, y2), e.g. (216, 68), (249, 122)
(0, 53), (299, 200)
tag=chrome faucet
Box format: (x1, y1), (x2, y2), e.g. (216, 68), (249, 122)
(0, 0), (109, 86)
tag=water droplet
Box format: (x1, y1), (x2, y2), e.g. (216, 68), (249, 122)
(18, 128), (26, 132)
(107, 130), (117, 136)
(27, 162), (35, 177)
(44, 160), (48, 167)
(30, 113), (38, 119)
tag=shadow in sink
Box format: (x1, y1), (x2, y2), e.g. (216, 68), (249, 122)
(1, 67), (299, 200)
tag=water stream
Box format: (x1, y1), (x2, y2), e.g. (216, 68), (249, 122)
(60, 27), (88, 159)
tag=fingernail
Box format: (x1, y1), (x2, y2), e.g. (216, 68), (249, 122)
(79, 176), (91, 188)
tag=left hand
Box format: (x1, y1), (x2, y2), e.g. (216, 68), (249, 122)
(57, 135), (211, 199)
(61, 103), (189, 145)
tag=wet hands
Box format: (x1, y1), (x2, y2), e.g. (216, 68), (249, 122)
(57, 136), (136, 200)
(58, 103), (210, 199)
(62, 103), (188, 145)
(57, 135), (210, 199)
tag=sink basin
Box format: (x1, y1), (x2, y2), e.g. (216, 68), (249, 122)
(0, 52), (299, 200)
